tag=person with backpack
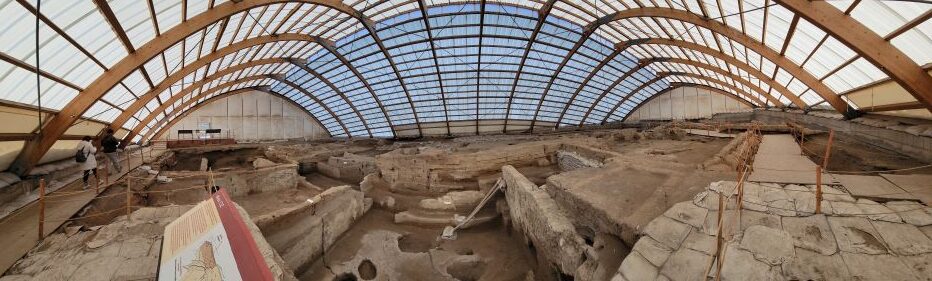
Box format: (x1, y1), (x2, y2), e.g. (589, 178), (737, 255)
(101, 128), (122, 173)
(75, 136), (98, 189)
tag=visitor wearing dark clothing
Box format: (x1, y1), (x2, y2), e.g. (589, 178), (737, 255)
(101, 129), (122, 173)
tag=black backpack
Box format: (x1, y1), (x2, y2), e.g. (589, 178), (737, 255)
(75, 147), (88, 163)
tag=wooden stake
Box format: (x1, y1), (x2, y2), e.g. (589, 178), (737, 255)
(37, 179), (45, 239)
(140, 148), (145, 164)
(125, 150), (131, 174)
(714, 191), (726, 278)
(821, 129), (835, 169)
(815, 166), (823, 214)
(126, 178), (132, 221)
(800, 129), (806, 155)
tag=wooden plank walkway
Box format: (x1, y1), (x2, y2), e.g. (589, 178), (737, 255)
(748, 134), (834, 184)
(747, 134), (926, 204)
(880, 174), (932, 204)
(0, 148), (159, 274)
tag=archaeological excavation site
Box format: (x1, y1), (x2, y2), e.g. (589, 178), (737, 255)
(1, 1), (932, 280)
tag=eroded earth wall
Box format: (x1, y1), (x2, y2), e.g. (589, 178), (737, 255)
(377, 141), (563, 193)
(501, 165), (589, 277)
(253, 186), (369, 274)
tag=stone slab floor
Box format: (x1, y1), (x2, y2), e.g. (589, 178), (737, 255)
(613, 181), (932, 281)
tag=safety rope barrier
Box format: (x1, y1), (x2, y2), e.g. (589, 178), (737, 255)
(705, 122), (761, 280)
(36, 182), (211, 233)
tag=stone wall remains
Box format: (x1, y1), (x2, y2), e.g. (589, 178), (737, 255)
(316, 153), (377, 183)
(162, 163), (299, 197)
(376, 141), (562, 193)
(253, 186), (370, 274)
(501, 165), (590, 277)
(555, 144), (616, 171)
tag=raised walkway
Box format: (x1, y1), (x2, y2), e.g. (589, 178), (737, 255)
(612, 134), (932, 280)
(0, 148), (160, 274)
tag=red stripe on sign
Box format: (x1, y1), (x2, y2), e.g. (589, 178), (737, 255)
(212, 188), (275, 281)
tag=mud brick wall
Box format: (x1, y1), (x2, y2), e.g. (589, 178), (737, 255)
(316, 153), (377, 183)
(376, 141), (562, 193)
(555, 144), (617, 171)
(163, 163), (300, 197)
(253, 186), (369, 274)
(501, 165), (589, 276)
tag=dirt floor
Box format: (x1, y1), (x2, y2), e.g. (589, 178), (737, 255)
(235, 186), (322, 217)
(70, 175), (322, 227)
(299, 208), (545, 281)
(546, 135), (738, 247)
(304, 173), (354, 189)
(515, 165), (561, 186)
(609, 136), (739, 205)
(167, 147), (265, 171)
(801, 134), (932, 174)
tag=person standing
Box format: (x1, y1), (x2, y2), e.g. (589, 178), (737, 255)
(75, 136), (98, 189)
(101, 128), (122, 173)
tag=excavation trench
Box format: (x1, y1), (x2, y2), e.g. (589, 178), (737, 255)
(44, 127), (741, 281)
(249, 131), (733, 281)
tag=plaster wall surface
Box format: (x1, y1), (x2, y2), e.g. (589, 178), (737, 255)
(158, 90), (328, 142)
(626, 86), (752, 121)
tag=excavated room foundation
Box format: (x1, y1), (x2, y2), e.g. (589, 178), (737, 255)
(3, 116), (930, 281)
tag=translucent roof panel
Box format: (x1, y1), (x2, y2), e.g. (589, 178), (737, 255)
(0, 0), (928, 144)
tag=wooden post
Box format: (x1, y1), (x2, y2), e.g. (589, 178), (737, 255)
(815, 166), (823, 214)
(125, 150), (131, 174)
(140, 148), (146, 164)
(126, 178), (132, 221)
(715, 191), (726, 278)
(821, 129), (835, 169)
(37, 179), (45, 239)
(800, 128), (806, 155)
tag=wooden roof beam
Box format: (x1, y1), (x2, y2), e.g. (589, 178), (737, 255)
(594, 7), (852, 115)
(777, 0), (932, 112)
(8, 0), (362, 176)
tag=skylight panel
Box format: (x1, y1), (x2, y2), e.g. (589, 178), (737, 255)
(763, 5), (792, 52)
(154, 0), (182, 32)
(850, 0), (915, 37)
(890, 26), (932, 65)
